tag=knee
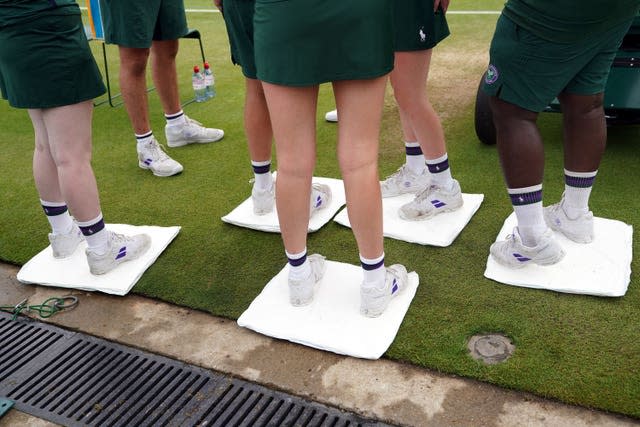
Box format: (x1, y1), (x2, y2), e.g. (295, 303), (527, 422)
(391, 80), (418, 111)
(152, 41), (179, 62)
(278, 155), (316, 178)
(559, 93), (604, 120)
(338, 153), (377, 177)
(489, 96), (537, 129)
(120, 49), (150, 76)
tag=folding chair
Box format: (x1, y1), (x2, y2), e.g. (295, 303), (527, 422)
(85, 0), (206, 107)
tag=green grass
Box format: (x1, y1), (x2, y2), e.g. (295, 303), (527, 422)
(1, 3), (639, 418)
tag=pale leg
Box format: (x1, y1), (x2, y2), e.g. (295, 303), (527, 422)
(30, 101), (101, 222)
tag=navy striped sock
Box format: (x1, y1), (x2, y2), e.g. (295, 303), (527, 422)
(361, 253), (385, 288)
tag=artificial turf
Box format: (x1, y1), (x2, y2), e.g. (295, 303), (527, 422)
(1, 1), (638, 418)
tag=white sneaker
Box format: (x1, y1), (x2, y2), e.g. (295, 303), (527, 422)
(398, 179), (463, 220)
(289, 254), (326, 306)
(86, 231), (152, 275)
(490, 227), (565, 268)
(138, 138), (184, 177)
(48, 223), (84, 259)
(360, 264), (408, 318)
(380, 165), (431, 198)
(544, 197), (594, 243)
(165, 116), (224, 147)
(310, 183), (332, 214)
(325, 109), (338, 123)
(252, 181), (275, 215)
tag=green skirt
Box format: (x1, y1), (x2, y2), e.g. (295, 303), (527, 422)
(0, 10), (105, 109)
(254, 0), (394, 86)
(394, 0), (450, 51)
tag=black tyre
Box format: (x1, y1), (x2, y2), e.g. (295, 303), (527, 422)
(474, 73), (497, 145)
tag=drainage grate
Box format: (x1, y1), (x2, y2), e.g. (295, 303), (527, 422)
(0, 312), (392, 427)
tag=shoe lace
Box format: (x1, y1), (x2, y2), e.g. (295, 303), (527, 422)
(414, 184), (438, 202)
(109, 232), (128, 246)
(147, 140), (171, 161)
(382, 165), (409, 186)
(184, 117), (209, 137)
(185, 116), (203, 127)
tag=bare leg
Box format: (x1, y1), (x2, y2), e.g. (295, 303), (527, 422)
(150, 39), (182, 116)
(261, 83), (318, 254)
(390, 50), (446, 159)
(30, 101), (101, 222)
(245, 77), (273, 161)
(119, 46), (152, 134)
(31, 109), (62, 203)
(489, 96), (550, 249)
(489, 97), (543, 188)
(333, 77), (387, 259)
(558, 92), (606, 172)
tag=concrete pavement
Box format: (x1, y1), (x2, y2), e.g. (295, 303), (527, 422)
(0, 262), (638, 427)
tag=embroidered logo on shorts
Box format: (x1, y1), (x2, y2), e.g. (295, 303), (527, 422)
(485, 64), (499, 84)
(419, 27), (427, 43)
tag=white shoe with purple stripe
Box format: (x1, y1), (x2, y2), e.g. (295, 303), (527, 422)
(310, 183), (332, 215)
(137, 137), (183, 177)
(544, 196), (594, 243)
(490, 226), (565, 268)
(86, 231), (151, 275)
(398, 179), (463, 220)
(165, 116), (224, 147)
(289, 254), (326, 306)
(360, 264), (408, 318)
(48, 223), (84, 259)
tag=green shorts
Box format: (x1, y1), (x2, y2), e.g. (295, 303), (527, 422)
(0, 10), (106, 109)
(394, 0), (450, 51)
(99, 0), (188, 48)
(254, 0), (393, 86)
(222, 0), (257, 79)
(483, 14), (634, 112)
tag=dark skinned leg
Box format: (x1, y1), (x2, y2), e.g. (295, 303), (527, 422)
(558, 92), (606, 172)
(556, 91), (605, 219)
(489, 96), (543, 188)
(489, 96), (548, 246)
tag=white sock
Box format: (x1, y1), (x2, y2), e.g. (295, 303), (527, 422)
(509, 185), (546, 247)
(360, 253), (386, 289)
(286, 249), (311, 281)
(405, 142), (426, 174)
(41, 200), (74, 235)
(165, 110), (187, 127)
(252, 160), (273, 190)
(135, 131), (154, 148)
(563, 169), (596, 218)
(426, 153), (454, 190)
(77, 214), (109, 255)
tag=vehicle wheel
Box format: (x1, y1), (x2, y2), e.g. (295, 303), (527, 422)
(474, 73), (497, 145)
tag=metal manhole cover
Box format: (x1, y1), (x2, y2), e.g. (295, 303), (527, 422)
(467, 334), (515, 365)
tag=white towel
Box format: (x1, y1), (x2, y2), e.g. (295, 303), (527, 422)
(17, 224), (180, 296)
(334, 193), (484, 247)
(237, 259), (420, 360)
(484, 212), (633, 297)
(221, 176), (346, 233)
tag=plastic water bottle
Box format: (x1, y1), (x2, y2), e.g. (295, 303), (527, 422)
(203, 61), (216, 99)
(192, 65), (206, 102)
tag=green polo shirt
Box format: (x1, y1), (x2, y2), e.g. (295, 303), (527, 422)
(0, 0), (77, 27)
(503, 0), (640, 42)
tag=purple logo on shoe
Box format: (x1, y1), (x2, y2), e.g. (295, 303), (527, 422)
(116, 246), (127, 260)
(485, 65), (499, 84)
(391, 279), (398, 294)
(314, 196), (322, 208)
(143, 158), (152, 166)
(512, 252), (531, 263)
(431, 200), (446, 208)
